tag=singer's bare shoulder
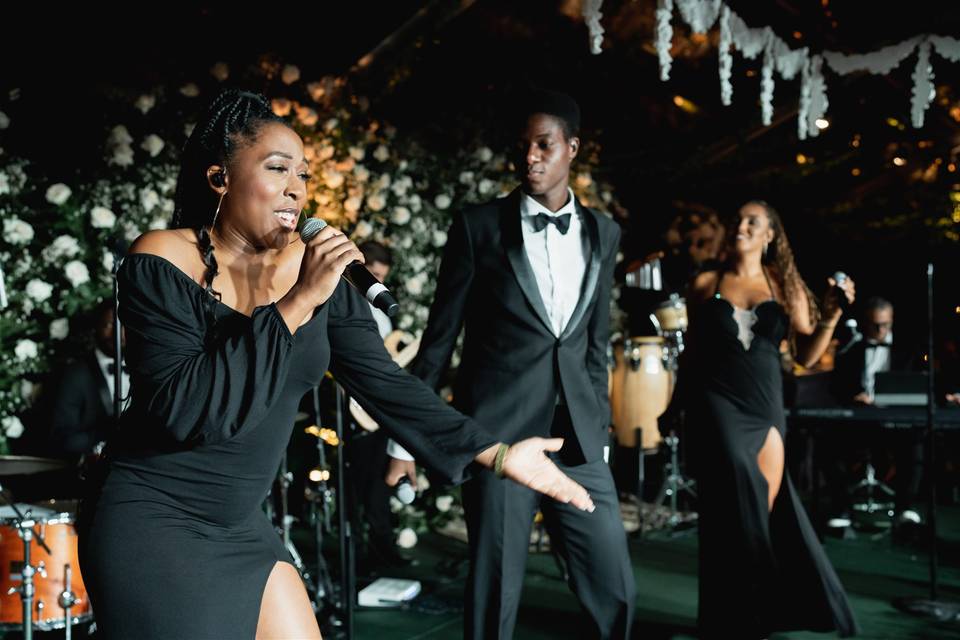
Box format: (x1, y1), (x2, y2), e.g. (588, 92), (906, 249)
(689, 270), (719, 304)
(128, 229), (207, 287)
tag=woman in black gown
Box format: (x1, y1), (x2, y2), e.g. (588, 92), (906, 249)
(687, 200), (859, 638)
(78, 90), (594, 640)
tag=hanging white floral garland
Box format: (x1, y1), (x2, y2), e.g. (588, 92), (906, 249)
(911, 39), (935, 128)
(582, 0), (605, 55)
(675, 0), (722, 35)
(656, 0), (675, 81)
(718, 5), (733, 105)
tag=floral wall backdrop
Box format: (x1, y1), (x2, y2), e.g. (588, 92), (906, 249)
(0, 62), (627, 541)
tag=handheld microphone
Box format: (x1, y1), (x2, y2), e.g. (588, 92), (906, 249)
(299, 217), (400, 317)
(832, 271), (850, 311)
(394, 475), (416, 505)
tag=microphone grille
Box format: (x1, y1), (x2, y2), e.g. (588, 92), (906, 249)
(300, 217), (328, 242)
(832, 271), (847, 284)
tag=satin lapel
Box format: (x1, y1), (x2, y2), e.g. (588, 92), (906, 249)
(500, 190), (554, 333)
(560, 201), (601, 341)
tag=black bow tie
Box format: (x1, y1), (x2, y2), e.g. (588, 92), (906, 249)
(531, 212), (572, 234)
(107, 362), (127, 375)
(866, 342), (891, 349)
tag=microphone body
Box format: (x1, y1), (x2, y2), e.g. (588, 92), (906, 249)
(832, 270), (850, 312)
(394, 475), (416, 505)
(299, 218), (400, 317)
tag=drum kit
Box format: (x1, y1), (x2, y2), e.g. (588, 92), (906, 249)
(611, 257), (697, 528)
(0, 455), (92, 639)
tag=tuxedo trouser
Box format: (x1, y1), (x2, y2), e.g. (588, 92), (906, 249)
(461, 406), (635, 639)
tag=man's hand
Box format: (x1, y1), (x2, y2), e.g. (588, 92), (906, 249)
(385, 457), (418, 488)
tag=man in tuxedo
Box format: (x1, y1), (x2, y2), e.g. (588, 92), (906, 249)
(388, 90), (634, 639)
(47, 300), (128, 458)
(828, 297), (924, 528)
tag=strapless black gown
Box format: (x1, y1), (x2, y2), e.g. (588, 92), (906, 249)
(689, 294), (858, 638)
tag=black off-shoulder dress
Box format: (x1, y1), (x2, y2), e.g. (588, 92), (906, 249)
(79, 253), (496, 639)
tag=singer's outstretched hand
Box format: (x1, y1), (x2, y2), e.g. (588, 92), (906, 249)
(823, 274), (856, 321)
(495, 438), (595, 512)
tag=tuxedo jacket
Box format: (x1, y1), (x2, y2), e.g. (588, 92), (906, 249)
(409, 188), (619, 464)
(832, 337), (919, 403)
(48, 352), (114, 455)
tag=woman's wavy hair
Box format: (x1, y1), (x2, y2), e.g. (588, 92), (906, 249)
(171, 90), (288, 334)
(727, 200), (820, 331)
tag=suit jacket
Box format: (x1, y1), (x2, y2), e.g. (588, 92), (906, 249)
(409, 188), (620, 464)
(832, 337), (918, 403)
(48, 352), (114, 455)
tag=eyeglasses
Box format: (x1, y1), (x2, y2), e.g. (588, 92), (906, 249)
(866, 321), (893, 329)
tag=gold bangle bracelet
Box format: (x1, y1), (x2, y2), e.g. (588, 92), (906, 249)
(494, 443), (510, 479)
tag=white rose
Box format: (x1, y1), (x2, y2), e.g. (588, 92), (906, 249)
(296, 106), (318, 127)
(49, 318), (69, 340)
(179, 83), (200, 97)
(0, 110), (9, 129)
(410, 256), (427, 271)
(435, 495), (454, 513)
(390, 206), (411, 225)
(110, 145), (134, 167)
(354, 221), (373, 239)
(45, 183), (72, 205)
(42, 235), (80, 263)
(20, 380), (37, 402)
(375, 173), (391, 190)
(148, 217), (167, 230)
(575, 172), (593, 189)
(324, 118), (339, 133)
(25, 279), (53, 302)
(434, 194), (451, 210)
(2, 416), (24, 439)
(15, 339), (38, 362)
(210, 61), (230, 82)
(306, 82), (326, 102)
(478, 179), (494, 195)
(65, 260), (90, 287)
(102, 249), (115, 273)
(459, 171), (474, 185)
(281, 64), (301, 85)
(141, 134), (165, 158)
(344, 196), (362, 213)
(140, 188), (160, 212)
(161, 198), (175, 214)
(416, 472), (430, 492)
(432, 230), (448, 247)
(405, 277), (423, 296)
(400, 236), (413, 249)
(398, 314), (413, 329)
(319, 144), (335, 161)
(389, 497), (404, 513)
(90, 206), (116, 229)
(411, 217), (427, 234)
(124, 224), (142, 242)
(475, 146), (493, 162)
(367, 193), (386, 212)
(353, 165), (370, 183)
(0, 173), (8, 195)
(349, 146), (365, 161)
(373, 145), (389, 162)
(108, 125), (133, 146)
(407, 194), (422, 213)
(134, 94), (155, 114)
(271, 98), (292, 117)
(322, 169), (344, 190)
(3, 217), (34, 244)
(396, 528), (418, 549)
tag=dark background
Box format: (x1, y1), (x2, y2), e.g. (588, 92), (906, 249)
(2, 0), (958, 346)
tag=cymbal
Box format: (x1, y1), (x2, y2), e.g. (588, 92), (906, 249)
(0, 455), (71, 476)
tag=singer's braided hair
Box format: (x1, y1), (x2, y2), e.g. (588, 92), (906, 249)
(172, 90), (288, 335)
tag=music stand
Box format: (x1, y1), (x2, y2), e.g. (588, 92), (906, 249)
(891, 263), (960, 622)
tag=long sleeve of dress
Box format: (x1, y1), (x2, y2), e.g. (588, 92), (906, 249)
(118, 254), (297, 445)
(327, 281), (496, 485)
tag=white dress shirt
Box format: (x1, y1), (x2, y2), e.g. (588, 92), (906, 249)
(94, 347), (130, 412)
(862, 332), (893, 399)
(520, 188), (588, 337)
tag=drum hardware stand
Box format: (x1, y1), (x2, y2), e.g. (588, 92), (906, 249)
(58, 565), (77, 640)
(653, 430), (698, 532)
(273, 452), (317, 599)
(849, 463), (895, 519)
(0, 488), (53, 640)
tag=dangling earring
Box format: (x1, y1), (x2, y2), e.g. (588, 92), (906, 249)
(762, 242), (768, 259)
(211, 191), (226, 231)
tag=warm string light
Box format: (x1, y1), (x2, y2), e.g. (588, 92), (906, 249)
(304, 425), (340, 446)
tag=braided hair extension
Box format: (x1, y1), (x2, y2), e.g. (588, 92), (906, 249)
(171, 90), (287, 337)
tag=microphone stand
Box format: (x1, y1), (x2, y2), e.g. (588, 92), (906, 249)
(335, 382), (355, 639)
(892, 263), (959, 622)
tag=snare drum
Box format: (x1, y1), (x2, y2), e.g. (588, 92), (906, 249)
(653, 295), (688, 333)
(0, 501), (92, 630)
(609, 337), (673, 450)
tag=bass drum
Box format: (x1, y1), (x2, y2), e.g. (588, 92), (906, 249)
(609, 337), (673, 451)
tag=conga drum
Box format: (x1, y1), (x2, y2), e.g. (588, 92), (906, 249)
(610, 337), (672, 450)
(653, 295), (688, 333)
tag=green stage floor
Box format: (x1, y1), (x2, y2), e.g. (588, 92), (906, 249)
(300, 506), (960, 640)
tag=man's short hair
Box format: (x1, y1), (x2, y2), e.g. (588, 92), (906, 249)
(359, 240), (392, 267)
(517, 88), (581, 140)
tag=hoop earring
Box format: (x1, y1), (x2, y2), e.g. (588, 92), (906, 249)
(211, 191), (226, 230)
